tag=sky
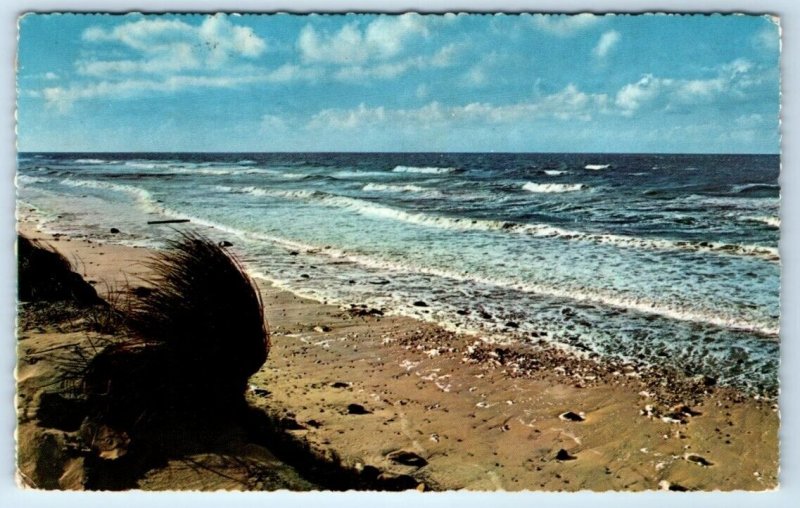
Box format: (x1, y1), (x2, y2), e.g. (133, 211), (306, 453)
(16, 13), (781, 153)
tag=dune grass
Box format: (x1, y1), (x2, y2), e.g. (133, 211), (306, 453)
(83, 232), (270, 432)
(18, 234), (102, 305)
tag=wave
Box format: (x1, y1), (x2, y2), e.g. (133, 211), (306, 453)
(215, 186), (324, 203)
(17, 175), (53, 185)
(689, 195), (778, 211)
(325, 252), (778, 337)
(332, 170), (392, 179)
(124, 161), (168, 170)
(219, 185), (779, 262)
(523, 182), (586, 193)
(392, 165), (457, 174)
(363, 183), (437, 195)
(58, 178), (162, 214)
(74, 158), (108, 164)
(167, 166), (279, 176)
(543, 170), (568, 176)
(179, 215), (776, 337)
(585, 164), (610, 170)
(732, 183), (780, 196)
(121, 197), (775, 337)
(741, 215), (781, 228)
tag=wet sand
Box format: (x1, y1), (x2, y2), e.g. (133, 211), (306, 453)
(16, 218), (779, 491)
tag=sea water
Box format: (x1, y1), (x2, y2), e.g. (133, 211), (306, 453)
(17, 152), (781, 395)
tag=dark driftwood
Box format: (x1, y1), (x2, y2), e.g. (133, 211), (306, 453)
(146, 219), (190, 225)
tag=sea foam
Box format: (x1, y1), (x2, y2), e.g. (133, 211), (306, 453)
(74, 158), (108, 164)
(219, 185), (779, 262)
(741, 215), (781, 228)
(17, 175), (52, 185)
(523, 182), (586, 193)
(392, 165), (456, 174)
(58, 178), (163, 214)
(363, 183), (436, 195)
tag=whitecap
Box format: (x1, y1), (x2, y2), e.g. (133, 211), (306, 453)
(392, 165), (456, 174)
(332, 170), (392, 179)
(741, 215), (781, 228)
(17, 175), (52, 185)
(217, 185), (781, 263)
(58, 178), (162, 214)
(363, 183), (436, 194)
(585, 164), (610, 170)
(523, 182), (586, 193)
(73, 158), (107, 164)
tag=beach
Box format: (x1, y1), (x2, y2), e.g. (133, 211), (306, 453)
(16, 217), (779, 491)
(13, 12), (784, 495)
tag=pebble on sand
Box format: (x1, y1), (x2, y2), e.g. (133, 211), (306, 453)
(555, 449), (577, 461)
(387, 450), (428, 467)
(347, 403), (371, 415)
(559, 411), (585, 422)
(684, 453), (713, 467)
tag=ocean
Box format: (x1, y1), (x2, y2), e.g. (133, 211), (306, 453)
(16, 152), (781, 396)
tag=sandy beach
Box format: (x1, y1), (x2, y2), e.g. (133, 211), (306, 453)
(15, 215), (779, 491)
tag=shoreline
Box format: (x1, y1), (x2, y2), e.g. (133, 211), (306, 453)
(16, 217), (780, 491)
(18, 200), (780, 398)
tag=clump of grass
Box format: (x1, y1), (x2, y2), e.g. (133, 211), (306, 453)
(129, 232), (269, 391)
(20, 231), (272, 488)
(83, 283), (130, 336)
(84, 232), (270, 428)
(18, 234), (102, 306)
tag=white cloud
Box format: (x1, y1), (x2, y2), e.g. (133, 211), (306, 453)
(593, 30), (620, 58)
(675, 78), (726, 99)
(265, 63), (322, 83)
(78, 15), (266, 76)
(199, 14), (266, 60)
(530, 13), (600, 36)
(614, 59), (767, 115)
(752, 19), (780, 51)
(306, 84), (610, 132)
(330, 43), (457, 82)
(260, 113), (288, 132)
(735, 113), (765, 128)
(464, 65), (487, 86)
(43, 15), (277, 111)
(44, 72), (59, 80)
(43, 74), (262, 112)
(615, 74), (669, 114)
(298, 14), (429, 65)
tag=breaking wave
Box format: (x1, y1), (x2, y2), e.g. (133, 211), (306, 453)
(219, 185), (779, 262)
(523, 182), (586, 193)
(58, 178), (162, 214)
(361, 183), (439, 194)
(17, 175), (53, 185)
(741, 215), (781, 228)
(392, 165), (457, 174)
(74, 158), (109, 164)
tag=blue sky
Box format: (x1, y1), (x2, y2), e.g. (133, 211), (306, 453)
(16, 13), (780, 153)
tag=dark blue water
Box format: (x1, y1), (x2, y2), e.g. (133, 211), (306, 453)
(17, 152), (781, 395)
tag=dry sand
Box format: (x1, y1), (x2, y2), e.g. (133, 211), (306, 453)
(15, 219), (779, 491)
